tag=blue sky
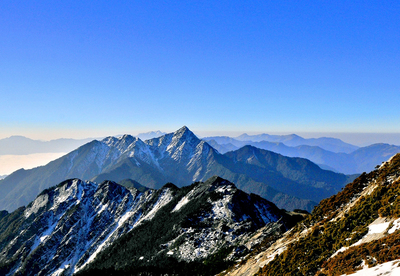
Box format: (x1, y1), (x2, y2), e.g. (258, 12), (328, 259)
(1, 1), (399, 141)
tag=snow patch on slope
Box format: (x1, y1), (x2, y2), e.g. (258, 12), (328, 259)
(368, 220), (390, 235)
(332, 217), (392, 258)
(211, 194), (233, 220)
(140, 188), (174, 221)
(341, 259), (400, 276)
(24, 193), (49, 218)
(172, 196), (190, 212)
(388, 218), (400, 234)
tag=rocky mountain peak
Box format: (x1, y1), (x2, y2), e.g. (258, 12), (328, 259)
(115, 134), (140, 150)
(121, 134), (136, 142)
(203, 175), (235, 189)
(162, 126), (203, 162)
(101, 135), (147, 157)
(172, 126), (199, 142)
(102, 136), (119, 146)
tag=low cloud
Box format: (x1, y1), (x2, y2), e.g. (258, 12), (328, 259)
(0, 153), (66, 175)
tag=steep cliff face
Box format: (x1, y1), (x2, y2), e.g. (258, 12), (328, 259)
(0, 176), (289, 276)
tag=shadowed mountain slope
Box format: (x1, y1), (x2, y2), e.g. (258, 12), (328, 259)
(0, 176), (293, 276)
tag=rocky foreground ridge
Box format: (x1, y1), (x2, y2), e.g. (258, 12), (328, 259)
(0, 176), (299, 276)
(222, 153), (400, 276)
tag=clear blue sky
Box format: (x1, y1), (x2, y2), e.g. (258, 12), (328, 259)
(1, 1), (399, 140)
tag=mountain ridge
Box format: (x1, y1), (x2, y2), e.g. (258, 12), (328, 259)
(0, 126), (352, 212)
(234, 133), (359, 153)
(0, 176), (293, 276)
(205, 136), (400, 174)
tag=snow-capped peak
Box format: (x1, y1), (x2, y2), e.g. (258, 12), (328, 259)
(172, 126), (198, 141)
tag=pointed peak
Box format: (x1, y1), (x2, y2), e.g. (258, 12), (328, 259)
(234, 144), (261, 154)
(118, 179), (150, 193)
(204, 176), (235, 188)
(101, 136), (119, 145)
(286, 134), (302, 139)
(241, 144), (257, 150)
(236, 133), (249, 139)
(121, 134), (135, 140)
(173, 126), (198, 140)
(102, 135), (143, 148)
(161, 182), (179, 191)
(120, 134), (144, 144)
(176, 125), (190, 133)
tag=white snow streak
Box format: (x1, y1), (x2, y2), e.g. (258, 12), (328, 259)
(141, 189), (174, 221)
(172, 196), (190, 212)
(368, 221), (390, 235)
(24, 193), (49, 218)
(388, 218), (400, 234)
(341, 259), (400, 276)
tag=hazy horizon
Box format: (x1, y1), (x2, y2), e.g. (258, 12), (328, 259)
(1, 1), (399, 145)
(1, 128), (400, 176)
(2, 129), (400, 147)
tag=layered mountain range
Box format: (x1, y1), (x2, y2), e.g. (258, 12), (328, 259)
(1, 127), (400, 275)
(0, 131), (166, 156)
(3, 153), (399, 276)
(234, 133), (359, 153)
(0, 126), (353, 212)
(0, 176), (295, 276)
(224, 153), (400, 276)
(205, 136), (400, 174)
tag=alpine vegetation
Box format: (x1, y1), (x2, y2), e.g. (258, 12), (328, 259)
(224, 153), (400, 276)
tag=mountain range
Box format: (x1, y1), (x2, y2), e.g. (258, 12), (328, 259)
(2, 152), (400, 275)
(0, 126), (354, 212)
(0, 131), (166, 156)
(1, 128), (400, 275)
(234, 133), (359, 153)
(205, 136), (400, 174)
(0, 176), (298, 276)
(136, 130), (166, 140)
(3, 131), (398, 176)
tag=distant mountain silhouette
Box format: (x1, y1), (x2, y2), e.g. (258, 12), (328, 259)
(235, 133), (359, 153)
(0, 136), (93, 155)
(204, 137), (400, 174)
(136, 130), (166, 140)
